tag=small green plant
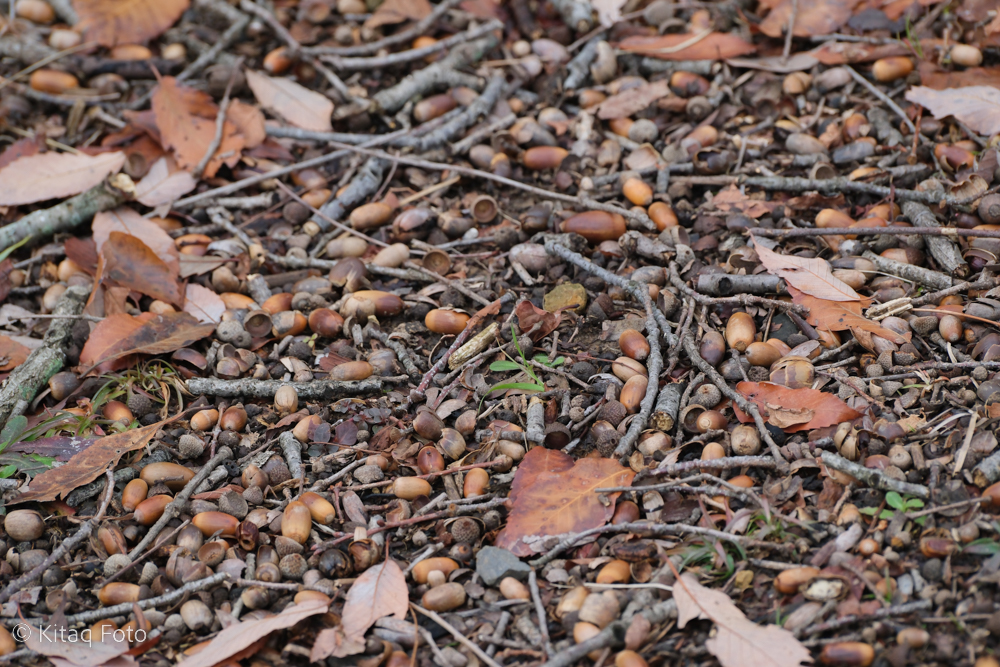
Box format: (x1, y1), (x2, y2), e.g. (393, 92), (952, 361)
(480, 326), (565, 408)
(901, 16), (923, 59)
(678, 540), (746, 580)
(859, 491), (926, 526)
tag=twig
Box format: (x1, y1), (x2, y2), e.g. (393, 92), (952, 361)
(650, 455), (781, 476)
(365, 324), (421, 379)
(192, 58), (241, 179)
(403, 261), (491, 307)
(801, 599), (930, 636)
(844, 65), (916, 133)
(322, 20), (502, 70)
(0, 469), (113, 604)
(411, 604), (504, 667)
(128, 447), (233, 557)
(528, 570), (555, 658)
(820, 451), (929, 498)
(303, 0), (462, 56)
(186, 377), (383, 398)
(782, 0), (798, 62)
(62, 572), (230, 625)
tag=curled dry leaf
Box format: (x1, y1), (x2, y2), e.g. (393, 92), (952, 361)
(494, 447), (634, 556)
(673, 571), (811, 667)
(135, 156), (198, 207)
(24, 624), (135, 665)
(596, 80), (671, 120)
(310, 559), (408, 660)
(0, 136), (41, 171)
(246, 70), (334, 133)
(13, 419), (172, 503)
(758, 0), (861, 38)
(75, 0), (190, 46)
(93, 208), (179, 275)
(515, 300), (561, 342)
(0, 335), (30, 372)
(0, 152), (126, 206)
(905, 85), (1000, 137)
(226, 99), (267, 149)
(364, 0), (431, 29)
(79, 312), (216, 374)
(788, 286), (908, 344)
(101, 232), (183, 306)
(734, 381), (861, 432)
(754, 238), (864, 303)
(184, 283), (226, 323)
(711, 185), (777, 218)
(617, 32), (755, 61)
(178, 599), (329, 667)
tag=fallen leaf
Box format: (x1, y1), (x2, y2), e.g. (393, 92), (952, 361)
(178, 600), (328, 667)
(183, 283), (226, 323)
(179, 255), (229, 278)
(75, 0), (190, 46)
(673, 572), (811, 667)
(364, 0), (431, 28)
(0, 152), (125, 206)
(760, 0), (861, 38)
(0, 259), (14, 305)
(988, 13), (1000, 35)
(515, 300), (562, 342)
(617, 32), (756, 61)
(8, 435), (98, 462)
(754, 238), (863, 302)
(918, 62), (1000, 90)
(25, 625), (136, 666)
(13, 420), (169, 503)
(93, 208), (179, 275)
(246, 70), (334, 133)
(711, 185), (777, 218)
(764, 403), (815, 429)
(494, 447), (634, 557)
(311, 560), (408, 660)
(596, 80), (672, 120)
(64, 237), (98, 276)
(0, 136), (41, 171)
(101, 232), (183, 305)
(734, 381), (862, 432)
(726, 53), (819, 73)
(0, 335), (30, 371)
(79, 312), (215, 374)
(151, 76), (244, 177)
(810, 40), (911, 64)
(905, 85), (1000, 137)
(788, 286), (908, 344)
(593, 0), (626, 27)
(135, 156), (198, 207)
(227, 99), (267, 149)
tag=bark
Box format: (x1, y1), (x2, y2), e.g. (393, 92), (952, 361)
(404, 74), (506, 153)
(185, 377), (383, 398)
(550, 0), (593, 32)
(311, 157), (386, 231)
(901, 201), (969, 278)
(861, 250), (953, 290)
(526, 397), (545, 445)
(565, 38), (600, 90)
(0, 182), (125, 250)
(820, 451), (930, 498)
(867, 107), (904, 148)
(0, 285), (89, 426)
(973, 449), (1000, 488)
(279, 431), (304, 480)
(651, 382), (684, 431)
(695, 273), (786, 296)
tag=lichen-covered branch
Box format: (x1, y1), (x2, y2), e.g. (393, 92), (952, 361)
(186, 377), (383, 398)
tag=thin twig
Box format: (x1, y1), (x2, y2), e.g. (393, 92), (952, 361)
(193, 58), (242, 179)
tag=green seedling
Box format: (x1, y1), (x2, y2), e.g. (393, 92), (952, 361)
(859, 491), (926, 526)
(480, 325), (564, 409)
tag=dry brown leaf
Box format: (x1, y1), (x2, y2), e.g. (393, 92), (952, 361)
(918, 62), (1000, 90)
(151, 76), (244, 177)
(711, 185), (777, 218)
(515, 300), (561, 342)
(25, 626), (135, 667)
(494, 447), (634, 556)
(734, 381), (862, 432)
(0, 335), (31, 372)
(754, 238), (863, 302)
(135, 156), (198, 207)
(227, 99), (267, 149)
(101, 232), (183, 306)
(759, 0), (861, 37)
(987, 13), (1000, 35)
(788, 286), (909, 344)
(725, 53), (819, 73)
(596, 80), (672, 120)
(0, 136), (41, 171)
(13, 419), (172, 503)
(764, 403), (814, 429)
(93, 208), (179, 275)
(905, 85), (1000, 136)
(0, 151), (125, 206)
(617, 32), (755, 61)
(810, 40), (911, 64)
(246, 70), (334, 133)
(79, 312), (215, 375)
(364, 0), (431, 28)
(311, 560), (408, 660)
(178, 599), (328, 667)
(184, 283), (226, 323)
(673, 572), (811, 667)
(75, 0), (189, 46)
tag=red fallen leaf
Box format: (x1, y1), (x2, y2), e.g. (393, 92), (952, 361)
(0, 259), (13, 305)
(93, 208), (179, 275)
(0, 335), (30, 372)
(75, 0), (189, 47)
(0, 151), (126, 206)
(515, 300), (561, 342)
(102, 232), (183, 306)
(79, 312), (215, 375)
(919, 62), (1000, 90)
(754, 238), (866, 303)
(617, 32), (755, 61)
(12, 418), (178, 503)
(711, 185), (777, 219)
(759, 0), (861, 38)
(810, 40), (912, 64)
(494, 447), (634, 557)
(733, 381), (861, 432)
(64, 237), (98, 276)
(788, 286), (908, 345)
(595, 80), (671, 120)
(364, 0), (431, 29)
(8, 435), (98, 462)
(0, 136), (41, 171)
(905, 85), (1000, 137)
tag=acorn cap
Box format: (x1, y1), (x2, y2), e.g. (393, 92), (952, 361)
(599, 400), (627, 427)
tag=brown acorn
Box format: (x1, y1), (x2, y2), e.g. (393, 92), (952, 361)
(872, 57), (912, 82)
(103, 400), (133, 424)
(328, 360), (374, 381)
(425, 309), (470, 334)
(700, 331), (726, 366)
(140, 462), (195, 491)
(274, 385), (299, 414)
(769, 357), (815, 389)
(619, 329), (650, 361)
(421, 582), (465, 611)
(562, 211), (627, 243)
(282, 501), (313, 544)
(464, 468), (490, 498)
(263, 46), (293, 74)
(417, 446), (445, 475)
(819, 642), (874, 667)
(622, 178), (652, 206)
(299, 492), (336, 525)
(192, 511), (239, 537)
(413, 408), (444, 440)
(725, 312), (755, 352)
(221, 406), (247, 431)
(730, 424), (761, 456)
(412, 557), (459, 584)
(134, 495), (172, 526)
(190, 409), (219, 431)
(620, 375), (647, 414)
(648, 202), (678, 231)
(261, 292), (294, 315)
(5, 510), (44, 542)
(16, 0), (55, 22)
(612, 356), (647, 382)
(413, 94), (457, 123)
(98, 583), (142, 605)
(122, 479), (149, 512)
(745, 341), (781, 367)
(522, 146), (568, 170)
(30, 69), (79, 93)
(774, 567), (819, 594)
(393, 477), (432, 500)
(350, 202), (394, 230)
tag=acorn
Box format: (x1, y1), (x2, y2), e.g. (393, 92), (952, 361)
(219, 406), (247, 432)
(47, 371), (80, 401)
(523, 146), (568, 170)
(425, 309), (470, 335)
(393, 477), (432, 500)
(242, 465), (268, 489)
(98, 583), (142, 606)
(774, 566), (820, 594)
(615, 650), (649, 667)
(562, 211), (627, 243)
(328, 360), (374, 381)
(412, 557), (459, 584)
(611, 500), (640, 524)
(872, 57), (912, 82)
(464, 468), (490, 498)
(140, 462), (195, 491)
(282, 501), (312, 544)
(770, 357), (815, 389)
(30, 69), (78, 94)
(192, 511), (239, 537)
(595, 559), (631, 584)
(935, 143), (975, 172)
(782, 71), (812, 95)
(619, 329), (650, 361)
(413, 94), (457, 122)
(421, 582), (465, 611)
(16, 0), (55, 22)
(896, 627), (929, 649)
(237, 520), (259, 551)
(190, 409), (219, 432)
(413, 408), (444, 440)
(725, 312), (755, 352)
(197, 541), (226, 567)
(669, 71), (710, 97)
(950, 44), (982, 67)
(308, 308), (345, 337)
(612, 356), (647, 382)
(622, 178), (653, 206)
(700, 331), (726, 366)
(470, 195), (498, 223)
(350, 202), (394, 230)
(417, 446), (445, 475)
(241, 586), (271, 610)
(122, 479), (149, 512)
(271, 311), (308, 338)
(5, 510), (44, 542)
(325, 235), (368, 258)
(438, 428), (466, 460)
(648, 202), (678, 231)
(919, 536), (955, 558)
(243, 310), (272, 338)
(730, 424), (761, 456)
(939, 314), (963, 343)
(620, 375), (647, 414)
(858, 538), (880, 556)
(745, 341), (781, 367)
(819, 642), (874, 667)
(103, 400), (133, 424)
(299, 492), (336, 525)
(261, 293), (294, 314)
(342, 290), (404, 317)
(263, 46), (292, 74)
(500, 577), (530, 600)
(134, 495), (172, 526)
(274, 385), (299, 414)
(294, 590), (331, 605)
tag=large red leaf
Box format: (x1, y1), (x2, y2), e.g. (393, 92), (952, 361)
(788, 286), (908, 345)
(79, 312), (215, 375)
(733, 381), (861, 432)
